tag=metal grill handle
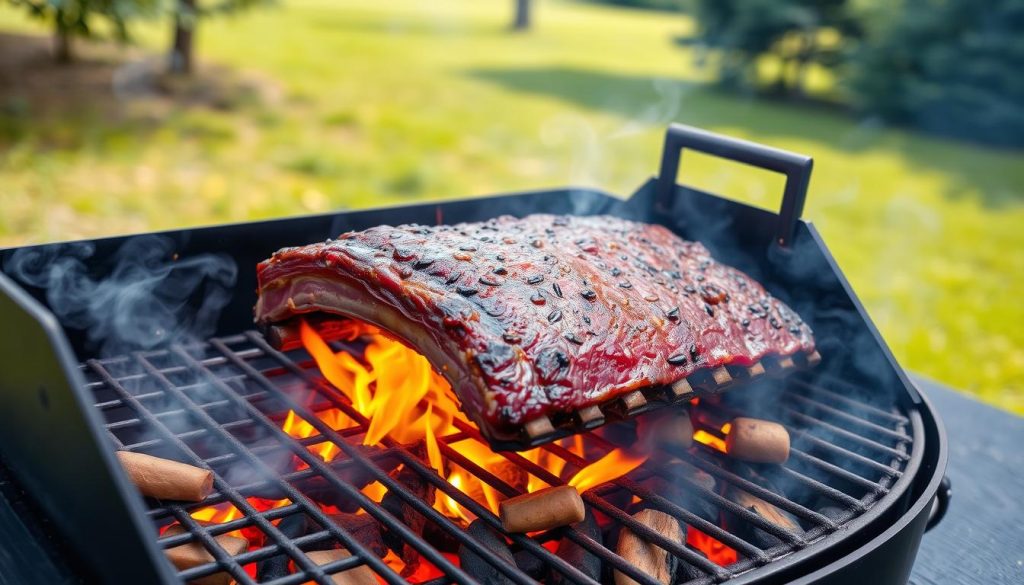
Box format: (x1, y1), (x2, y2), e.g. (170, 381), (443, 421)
(655, 123), (814, 248)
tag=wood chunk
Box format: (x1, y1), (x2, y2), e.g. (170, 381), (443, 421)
(725, 418), (790, 464)
(499, 485), (585, 533)
(746, 362), (766, 378)
(162, 525), (248, 585)
(614, 509), (682, 585)
(524, 416), (556, 440)
(118, 451), (213, 502)
(728, 489), (800, 532)
(304, 549), (377, 585)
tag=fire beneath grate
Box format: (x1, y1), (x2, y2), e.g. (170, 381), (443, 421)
(83, 330), (913, 585)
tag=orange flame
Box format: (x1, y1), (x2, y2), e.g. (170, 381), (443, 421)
(693, 422), (731, 453)
(568, 447), (649, 493)
(300, 320), (457, 473)
(299, 319), (649, 523)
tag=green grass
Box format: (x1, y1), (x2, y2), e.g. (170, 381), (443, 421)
(1, 0), (1022, 412)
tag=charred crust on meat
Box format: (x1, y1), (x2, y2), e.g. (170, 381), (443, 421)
(254, 214), (817, 449)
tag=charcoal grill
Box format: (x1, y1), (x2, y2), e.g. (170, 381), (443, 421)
(0, 125), (949, 584)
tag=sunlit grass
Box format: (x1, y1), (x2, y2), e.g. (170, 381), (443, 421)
(0, 0), (1021, 412)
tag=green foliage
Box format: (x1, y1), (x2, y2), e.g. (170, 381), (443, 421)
(847, 0), (1024, 148)
(0, 0), (1022, 412)
(692, 0), (859, 95)
(7, 0), (157, 44)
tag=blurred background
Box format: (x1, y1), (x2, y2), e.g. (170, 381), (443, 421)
(0, 0), (1021, 412)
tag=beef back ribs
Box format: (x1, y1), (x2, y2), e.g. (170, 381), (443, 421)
(255, 214), (815, 449)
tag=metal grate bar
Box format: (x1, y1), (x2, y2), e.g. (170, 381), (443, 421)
(96, 354), (412, 585)
(783, 393), (912, 442)
(448, 418), (732, 581)
(792, 377), (909, 425)
(785, 449), (888, 494)
(434, 431), (683, 585)
(239, 333), (605, 585)
(216, 336), (550, 585)
(169, 345), (492, 585)
(771, 466), (865, 512)
(677, 444), (836, 530)
(784, 410), (910, 460)
(789, 429), (903, 478)
(89, 332), (916, 585)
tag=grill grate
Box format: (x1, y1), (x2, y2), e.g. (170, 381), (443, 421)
(82, 332), (913, 585)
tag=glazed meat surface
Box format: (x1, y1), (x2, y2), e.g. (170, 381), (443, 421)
(255, 215), (814, 439)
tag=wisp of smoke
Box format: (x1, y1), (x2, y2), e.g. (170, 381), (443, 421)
(4, 235), (238, 357)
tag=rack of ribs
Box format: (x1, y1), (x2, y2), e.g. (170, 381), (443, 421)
(254, 214), (817, 450)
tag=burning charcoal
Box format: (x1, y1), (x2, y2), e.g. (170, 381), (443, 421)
(380, 460), (436, 575)
(303, 549), (377, 585)
(550, 509), (602, 585)
(614, 509), (682, 585)
(675, 546), (707, 583)
(513, 549), (548, 580)
(117, 451), (213, 502)
(243, 448), (400, 509)
(327, 513), (387, 558)
(499, 485), (585, 533)
(163, 525), (248, 585)
(258, 513), (311, 581)
(650, 462), (718, 526)
(422, 520), (462, 553)
(723, 486), (801, 549)
(599, 485), (637, 514)
(458, 519), (516, 585)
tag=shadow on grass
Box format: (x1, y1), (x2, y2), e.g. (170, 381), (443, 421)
(466, 65), (1024, 208)
(0, 32), (278, 152)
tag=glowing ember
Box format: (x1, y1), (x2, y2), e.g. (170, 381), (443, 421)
(687, 527), (738, 566)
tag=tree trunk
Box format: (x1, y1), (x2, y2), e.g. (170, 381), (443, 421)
(54, 10), (72, 64)
(512, 0), (531, 31)
(169, 0), (197, 75)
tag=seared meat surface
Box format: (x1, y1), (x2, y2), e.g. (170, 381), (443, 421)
(255, 215), (814, 442)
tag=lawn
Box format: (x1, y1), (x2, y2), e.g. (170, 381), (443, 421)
(1, 0), (1022, 412)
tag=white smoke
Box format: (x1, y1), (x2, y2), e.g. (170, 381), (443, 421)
(4, 235), (237, 357)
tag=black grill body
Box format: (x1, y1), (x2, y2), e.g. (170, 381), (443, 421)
(0, 125), (948, 584)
